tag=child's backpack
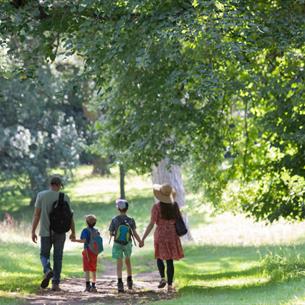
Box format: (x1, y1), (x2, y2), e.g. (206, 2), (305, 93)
(49, 192), (73, 234)
(114, 218), (133, 245)
(88, 228), (104, 255)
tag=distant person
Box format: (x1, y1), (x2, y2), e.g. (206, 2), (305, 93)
(109, 199), (142, 293)
(31, 175), (75, 291)
(141, 184), (184, 293)
(72, 214), (104, 292)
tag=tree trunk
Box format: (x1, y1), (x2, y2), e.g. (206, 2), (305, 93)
(152, 158), (192, 240)
(119, 164), (126, 199)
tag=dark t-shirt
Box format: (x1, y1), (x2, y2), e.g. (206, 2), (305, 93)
(109, 215), (136, 237)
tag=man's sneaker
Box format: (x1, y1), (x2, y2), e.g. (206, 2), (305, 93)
(158, 279), (167, 289)
(127, 278), (133, 290)
(117, 281), (124, 293)
(40, 270), (53, 289)
(51, 284), (61, 292)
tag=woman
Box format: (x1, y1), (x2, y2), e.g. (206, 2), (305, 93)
(141, 183), (184, 292)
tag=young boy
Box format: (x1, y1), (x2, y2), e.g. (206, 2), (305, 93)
(109, 199), (142, 293)
(72, 214), (100, 292)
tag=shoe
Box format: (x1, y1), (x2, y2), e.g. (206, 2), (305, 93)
(117, 281), (124, 293)
(90, 287), (97, 293)
(158, 279), (167, 289)
(51, 284), (61, 292)
(127, 278), (133, 290)
(84, 286), (91, 292)
(167, 285), (175, 293)
(40, 270), (53, 289)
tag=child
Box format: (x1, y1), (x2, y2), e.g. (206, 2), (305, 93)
(109, 199), (142, 293)
(73, 214), (102, 292)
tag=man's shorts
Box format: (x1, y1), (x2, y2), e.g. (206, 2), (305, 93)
(112, 241), (132, 259)
(82, 249), (98, 272)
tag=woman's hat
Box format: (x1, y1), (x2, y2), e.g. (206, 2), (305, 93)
(153, 183), (176, 204)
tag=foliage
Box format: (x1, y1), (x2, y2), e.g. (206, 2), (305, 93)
(1, 0), (305, 220)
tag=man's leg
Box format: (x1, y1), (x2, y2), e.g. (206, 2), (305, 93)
(40, 236), (52, 274)
(40, 236), (53, 288)
(52, 232), (66, 288)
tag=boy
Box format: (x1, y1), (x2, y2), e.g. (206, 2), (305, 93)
(72, 214), (101, 292)
(109, 199), (142, 293)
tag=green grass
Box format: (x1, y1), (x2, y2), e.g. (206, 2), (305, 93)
(2, 165), (305, 305)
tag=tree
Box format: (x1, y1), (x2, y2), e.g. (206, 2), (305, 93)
(1, 0), (305, 221)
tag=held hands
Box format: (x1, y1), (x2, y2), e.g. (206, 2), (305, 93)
(138, 239), (144, 248)
(69, 233), (76, 241)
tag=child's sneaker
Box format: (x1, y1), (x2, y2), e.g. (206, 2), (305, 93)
(127, 278), (133, 290)
(90, 287), (97, 293)
(158, 279), (167, 289)
(40, 269), (53, 289)
(117, 281), (124, 293)
(84, 286), (91, 292)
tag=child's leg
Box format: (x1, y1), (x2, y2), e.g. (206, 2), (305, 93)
(85, 271), (91, 291)
(125, 257), (132, 277)
(117, 258), (124, 292)
(125, 257), (133, 289)
(117, 258), (123, 279)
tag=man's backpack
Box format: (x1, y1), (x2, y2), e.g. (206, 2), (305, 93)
(88, 228), (104, 255)
(49, 192), (73, 234)
(114, 218), (133, 245)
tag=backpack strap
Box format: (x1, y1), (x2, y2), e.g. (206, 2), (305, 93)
(58, 192), (65, 205)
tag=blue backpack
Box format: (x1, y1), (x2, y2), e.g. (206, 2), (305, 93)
(114, 218), (133, 245)
(88, 228), (103, 255)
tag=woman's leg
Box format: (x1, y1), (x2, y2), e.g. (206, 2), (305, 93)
(157, 259), (165, 278)
(166, 260), (174, 286)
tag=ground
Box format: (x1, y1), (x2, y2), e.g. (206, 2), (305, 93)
(21, 261), (174, 305)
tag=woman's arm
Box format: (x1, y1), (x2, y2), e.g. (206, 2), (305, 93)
(141, 221), (154, 243)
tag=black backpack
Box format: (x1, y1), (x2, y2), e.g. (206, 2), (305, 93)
(49, 192), (73, 234)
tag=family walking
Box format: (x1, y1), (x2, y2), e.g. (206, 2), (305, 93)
(31, 175), (185, 294)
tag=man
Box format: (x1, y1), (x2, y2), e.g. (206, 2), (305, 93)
(31, 175), (76, 291)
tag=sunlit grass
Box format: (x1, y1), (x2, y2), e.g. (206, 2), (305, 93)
(2, 165), (305, 305)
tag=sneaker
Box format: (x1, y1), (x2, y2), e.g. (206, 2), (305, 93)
(90, 287), (97, 293)
(158, 279), (167, 289)
(84, 286), (91, 292)
(127, 278), (133, 290)
(40, 270), (53, 289)
(117, 281), (124, 293)
(167, 285), (175, 293)
(51, 284), (61, 292)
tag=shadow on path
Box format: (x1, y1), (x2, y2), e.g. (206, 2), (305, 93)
(21, 261), (174, 305)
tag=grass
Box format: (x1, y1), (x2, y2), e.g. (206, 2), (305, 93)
(2, 165), (305, 304)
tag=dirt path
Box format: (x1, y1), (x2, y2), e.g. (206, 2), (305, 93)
(21, 262), (175, 305)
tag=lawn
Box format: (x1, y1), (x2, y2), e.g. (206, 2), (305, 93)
(1, 166), (305, 305)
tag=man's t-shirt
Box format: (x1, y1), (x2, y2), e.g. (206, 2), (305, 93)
(109, 214), (136, 242)
(35, 190), (71, 237)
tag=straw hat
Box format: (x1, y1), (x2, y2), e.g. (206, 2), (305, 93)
(153, 183), (176, 204)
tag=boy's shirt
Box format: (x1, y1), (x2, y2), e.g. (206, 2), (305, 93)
(109, 215), (136, 238)
(80, 227), (91, 249)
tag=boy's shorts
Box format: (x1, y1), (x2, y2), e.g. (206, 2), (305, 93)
(82, 249), (98, 272)
(112, 241), (132, 259)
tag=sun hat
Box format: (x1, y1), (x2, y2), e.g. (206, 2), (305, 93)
(85, 214), (97, 226)
(116, 199), (128, 210)
(153, 183), (176, 204)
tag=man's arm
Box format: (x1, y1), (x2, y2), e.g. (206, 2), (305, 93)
(31, 207), (41, 243)
(69, 217), (76, 241)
